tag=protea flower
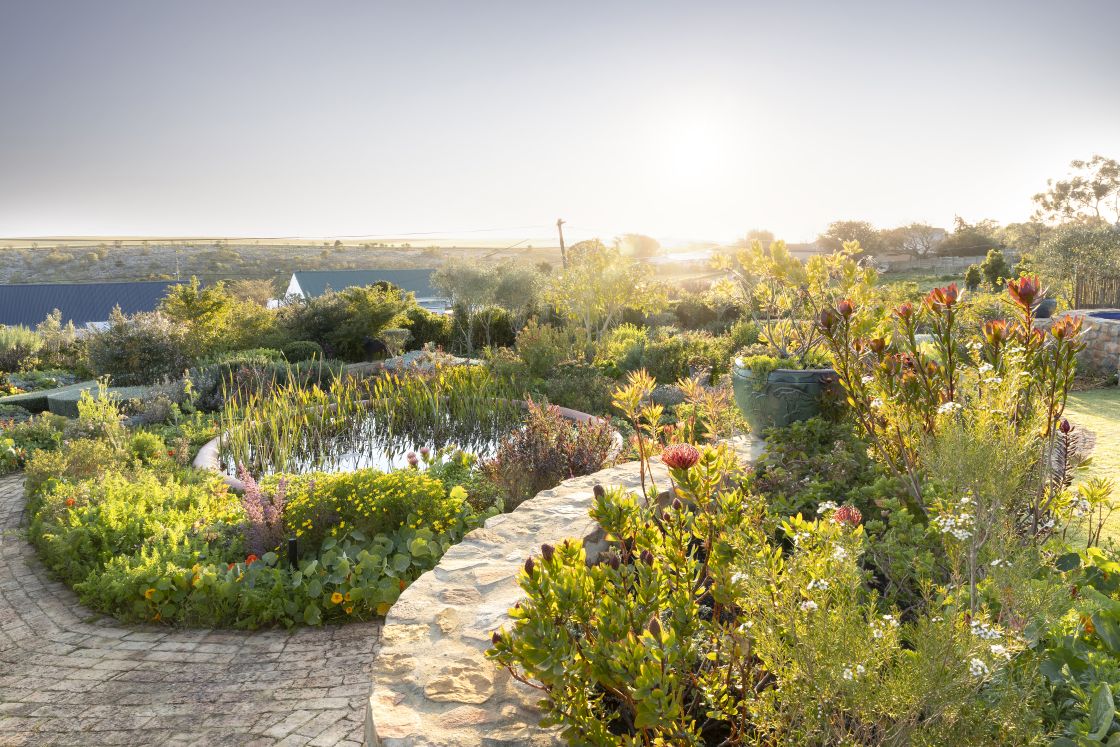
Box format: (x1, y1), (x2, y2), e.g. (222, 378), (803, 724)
(869, 338), (887, 355)
(662, 443), (701, 470)
(1050, 315), (1083, 341)
(819, 307), (839, 332)
(406, 451), (419, 468)
(983, 319), (1011, 346)
(1007, 275), (1041, 309)
(837, 299), (856, 319)
(926, 284), (959, 311)
(893, 302), (915, 322)
(1059, 418), (1073, 434)
(833, 505), (862, 527)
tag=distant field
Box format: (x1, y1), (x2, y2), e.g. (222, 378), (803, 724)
(0, 239), (565, 286)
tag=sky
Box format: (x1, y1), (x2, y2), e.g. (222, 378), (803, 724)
(1, 0), (1118, 245)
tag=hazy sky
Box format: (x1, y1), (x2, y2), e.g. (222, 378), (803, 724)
(1, 0), (1118, 244)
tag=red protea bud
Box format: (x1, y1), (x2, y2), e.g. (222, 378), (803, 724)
(661, 511), (672, 523)
(833, 505), (862, 527)
(837, 299), (855, 319)
(607, 553), (621, 571)
(819, 307), (839, 331)
(593, 484), (605, 499)
(492, 631), (502, 645)
(671, 497), (683, 512)
(524, 557), (535, 575)
(1059, 418), (1072, 434)
(893, 302), (915, 322)
(869, 338), (887, 355)
(406, 451), (419, 468)
(640, 549), (655, 566)
(662, 443), (701, 470)
(648, 617), (662, 639)
(541, 544), (555, 562)
(1007, 275), (1041, 309)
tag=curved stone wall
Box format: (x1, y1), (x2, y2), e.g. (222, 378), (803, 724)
(363, 437), (761, 747)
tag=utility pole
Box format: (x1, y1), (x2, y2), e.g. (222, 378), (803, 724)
(556, 218), (567, 269)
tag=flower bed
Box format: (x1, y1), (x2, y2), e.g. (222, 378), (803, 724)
(364, 438), (761, 746)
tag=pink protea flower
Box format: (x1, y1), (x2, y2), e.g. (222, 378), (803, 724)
(833, 505), (862, 527)
(662, 443), (700, 470)
(406, 451), (419, 468)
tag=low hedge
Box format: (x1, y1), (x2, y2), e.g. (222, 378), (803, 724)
(0, 381), (97, 414)
(46, 385), (151, 418)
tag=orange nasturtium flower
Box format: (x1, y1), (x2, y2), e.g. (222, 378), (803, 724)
(144, 588), (156, 600)
(330, 592), (344, 604)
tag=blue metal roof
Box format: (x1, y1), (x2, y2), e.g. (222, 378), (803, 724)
(0, 281), (184, 327)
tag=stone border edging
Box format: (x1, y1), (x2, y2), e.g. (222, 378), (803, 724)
(363, 436), (762, 747)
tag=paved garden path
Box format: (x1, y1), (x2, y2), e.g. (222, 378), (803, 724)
(0, 474), (381, 746)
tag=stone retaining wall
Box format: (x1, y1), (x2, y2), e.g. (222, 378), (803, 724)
(1039, 310), (1120, 375)
(364, 438), (761, 747)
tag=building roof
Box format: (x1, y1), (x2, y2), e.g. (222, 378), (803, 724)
(0, 280), (184, 328)
(290, 269), (442, 299)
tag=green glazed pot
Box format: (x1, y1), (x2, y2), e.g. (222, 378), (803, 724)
(732, 363), (836, 434)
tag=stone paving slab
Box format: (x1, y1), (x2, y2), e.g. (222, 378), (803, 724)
(0, 473), (380, 746)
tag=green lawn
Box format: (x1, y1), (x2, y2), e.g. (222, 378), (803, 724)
(1064, 388), (1120, 541)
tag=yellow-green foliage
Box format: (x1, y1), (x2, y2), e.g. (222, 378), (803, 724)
(275, 468), (466, 548)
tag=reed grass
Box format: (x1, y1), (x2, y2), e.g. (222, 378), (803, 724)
(220, 364), (521, 476)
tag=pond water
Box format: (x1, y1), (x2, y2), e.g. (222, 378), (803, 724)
(222, 407), (522, 476)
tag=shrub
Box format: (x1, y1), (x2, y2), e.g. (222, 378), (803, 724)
(539, 362), (615, 415)
(87, 309), (192, 385)
(640, 329), (733, 384)
(127, 431), (168, 466)
(594, 323), (647, 377)
(0, 325), (42, 373)
(281, 340), (323, 362)
(482, 399), (616, 510)
(1, 413), (65, 454)
(403, 307), (453, 350)
(515, 319), (581, 378)
(24, 438), (125, 496)
(489, 446), (1044, 745)
(0, 437), (24, 474)
(672, 293), (718, 330)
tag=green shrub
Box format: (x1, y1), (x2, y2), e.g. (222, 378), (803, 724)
(489, 446), (1045, 744)
(24, 438), (125, 496)
(516, 319), (581, 378)
(403, 307), (453, 350)
(539, 362), (615, 416)
(128, 431), (168, 466)
(87, 309), (192, 385)
(0, 325), (42, 373)
(639, 329), (733, 384)
(281, 340), (323, 362)
(594, 323), (647, 377)
(0, 437), (24, 474)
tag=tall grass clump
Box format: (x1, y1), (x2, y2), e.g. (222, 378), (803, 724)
(221, 363), (522, 476)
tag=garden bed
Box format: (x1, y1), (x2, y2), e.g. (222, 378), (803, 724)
(364, 438), (761, 746)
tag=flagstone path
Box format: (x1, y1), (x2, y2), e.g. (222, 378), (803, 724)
(0, 473), (380, 746)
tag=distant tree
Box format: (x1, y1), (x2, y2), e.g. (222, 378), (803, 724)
(936, 217), (1002, 257)
(614, 234), (661, 258)
(1033, 155), (1120, 225)
(1037, 224), (1120, 304)
(887, 223), (943, 256)
(742, 229), (776, 246)
(998, 221), (1051, 254)
(228, 278), (276, 306)
(817, 221), (884, 254)
(491, 262), (543, 330)
(545, 240), (667, 359)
